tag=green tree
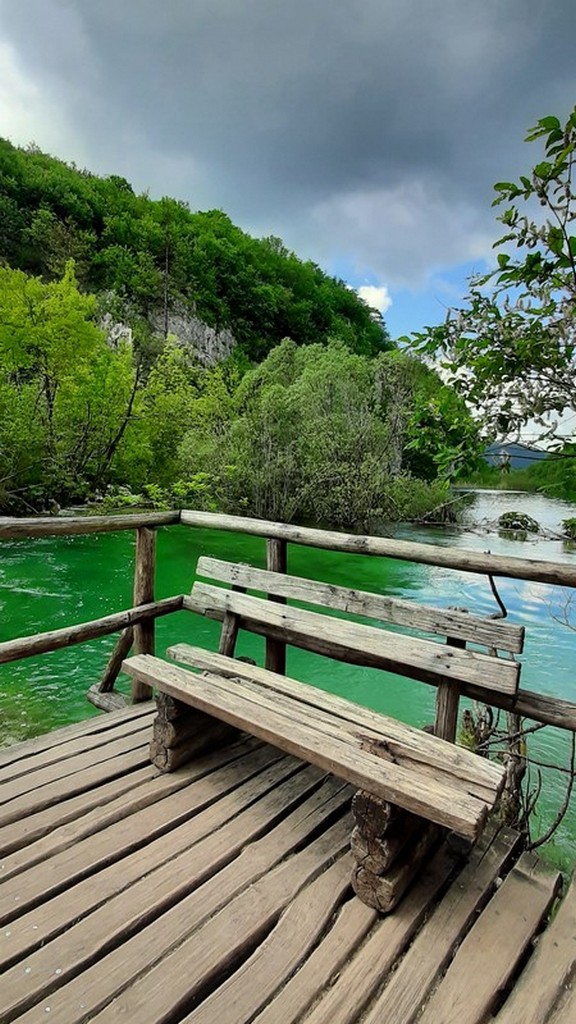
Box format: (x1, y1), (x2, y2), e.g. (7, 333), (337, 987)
(0, 263), (137, 509)
(176, 338), (475, 527)
(410, 107), (576, 442)
(0, 137), (393, 360)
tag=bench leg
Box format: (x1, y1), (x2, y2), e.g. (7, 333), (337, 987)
(150, 691), (239, 772)
(350, 790), (443, 912)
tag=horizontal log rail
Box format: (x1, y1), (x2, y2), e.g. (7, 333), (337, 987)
(181, 510), (576, 588)
(0, 595), (184, 665)
(0, 511), (180, 539)
(1, 509), (574, 588)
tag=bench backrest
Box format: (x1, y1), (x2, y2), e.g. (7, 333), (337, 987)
(195, 557), (525, 654)
(185, 558), (523, 703)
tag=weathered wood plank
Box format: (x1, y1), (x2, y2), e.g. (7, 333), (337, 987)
(180, 856), (352, 1024)
(494, 875), (576, 1024)
(544, 985), (576, 1024)
(74, 825), (352, 1024)
(360, 825), (522, 1024)
(0, 741), (279, 968)
(300, 844), (457, 1024)
(186, 583), (520, 695)
(0, 724), (152, 806)
(0, 745), (151, 834)
(166, 646), (505, 798)
(1, 749), (258, 880)
(181, 509), (576, 588)
(0, 765), (154, 856)
(1, 760), (333, 1017)
(124, 654), (497, 838)
(10, 787), (350, 1024)
(197, 556), (525, 652)
(251, 897), (377, 1024)
(0, 708), (153, 784)
(0, 595), (183, 665)
(0, 741), (273, 926)
(417, 853), (562, 1024)
(0, 703), (153, 770)
(0, 511), (180, 538)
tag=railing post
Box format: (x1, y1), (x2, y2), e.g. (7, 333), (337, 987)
(265, 537), (287, 674)
(132, 527), (157, 702)
(435, 632), (466, 742)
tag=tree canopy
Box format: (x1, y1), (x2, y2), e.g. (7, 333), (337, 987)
(0, 141), (484, 522)
(0, 139), (390, 360)
(410, 107), (576, 443)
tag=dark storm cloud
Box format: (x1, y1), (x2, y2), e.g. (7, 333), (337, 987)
(1, 0), (575, 285)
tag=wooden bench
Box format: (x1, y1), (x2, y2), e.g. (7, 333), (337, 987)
(123, 556), (524, 910)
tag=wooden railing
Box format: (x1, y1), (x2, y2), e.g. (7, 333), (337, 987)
(1, 509), (575, 729)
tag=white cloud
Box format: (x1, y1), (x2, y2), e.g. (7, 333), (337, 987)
(310, 178), (496, 287)
(0, 39), (88, 163)
(357, 284), (392, 314)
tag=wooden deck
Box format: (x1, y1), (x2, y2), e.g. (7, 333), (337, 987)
(1, 706), (574, 1024)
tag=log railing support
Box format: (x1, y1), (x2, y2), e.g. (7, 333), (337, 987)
(434, 635), (466, 742)
(265, 538), (287, 675)
(132, 527), (157, 702)
(99, 627), (135, 694)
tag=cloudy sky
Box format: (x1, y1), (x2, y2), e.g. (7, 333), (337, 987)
(0, 0), (575, 337)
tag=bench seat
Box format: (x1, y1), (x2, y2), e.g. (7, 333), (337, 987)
(123, 648), (505, 841)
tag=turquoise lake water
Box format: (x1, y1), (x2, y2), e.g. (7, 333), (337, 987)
(1, 490), (575, 863)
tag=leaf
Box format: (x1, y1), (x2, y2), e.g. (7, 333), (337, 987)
(539, 116), (561, 132)
(497, 253), (511, 269)
(534, 161), (553, 178)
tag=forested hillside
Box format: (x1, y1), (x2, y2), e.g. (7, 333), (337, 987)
(0, 140), (483, 523)
(0, 138), (389, 360)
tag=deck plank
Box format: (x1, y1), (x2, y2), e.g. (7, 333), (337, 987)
(299, 845), (458, 1024)
(81, 825), (353, 1024)
(1, 703), (572, 1024)
(13, 804), (351, 1023)
(545, 984), (576, 1023)
(417, 852), (562, 1024)
(359, 826), (521, 1023)
(0, 703), (154, 768)
(180, 856), (353, 1024)
(0, 746), (291, 970)
(0, 708), (155, 783)
(0, 764), (155, 855)
(495, 875), (576, 1024)
(1, 760), (334, 1020)
(1, 740), (264, 879)
(0, 741), (281, 930)
(251, 897), (377, 1024)
(0, 723), (152, 804)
